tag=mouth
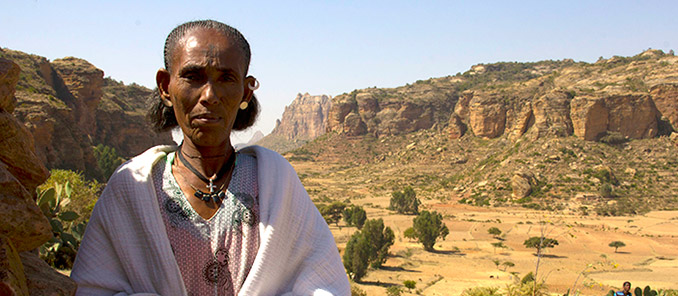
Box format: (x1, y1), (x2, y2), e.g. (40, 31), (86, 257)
(192, 113), (222, 124)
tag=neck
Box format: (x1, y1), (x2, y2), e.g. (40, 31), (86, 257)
(179, 139), (234, 178)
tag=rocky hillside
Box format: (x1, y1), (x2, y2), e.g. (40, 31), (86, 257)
(0, 48), (172, 179)
(257, 93), (331, 152)
(285, 49), (678, 216)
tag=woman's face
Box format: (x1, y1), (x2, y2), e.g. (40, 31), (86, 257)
(158, 28), (253, 148)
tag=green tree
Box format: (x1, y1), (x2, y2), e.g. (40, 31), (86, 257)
(609, 241), (626, 253)
(343, 205), (367, 229)
(412, 211), (449, 251)
(320, 201), (346, 226)
(362, 218), (395, 268)
(343, 233), (370, 281)
(389, 186), (420, 215)
(523, 236), (559, 254)
(93, 144), (124, 181)
(487, 227), (502, 238)
(342, 218), (395, 281)
(403, 227), (416, 241)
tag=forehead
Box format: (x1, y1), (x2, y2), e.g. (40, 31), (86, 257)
(171, 28), (245, 70)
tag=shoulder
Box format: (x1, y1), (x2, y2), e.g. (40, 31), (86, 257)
(237, 145), (295, 172)
(108, 145), (177, 183)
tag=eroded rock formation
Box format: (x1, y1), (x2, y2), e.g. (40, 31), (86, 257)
(1, 48), (171, 178)
(0, 56), (75, 296)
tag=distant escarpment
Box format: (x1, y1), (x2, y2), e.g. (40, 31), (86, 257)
(0, 48), (172, 179)
(328, 49), (678, 142)
(257, 93), (331, 153)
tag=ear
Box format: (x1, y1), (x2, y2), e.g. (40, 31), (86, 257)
(242, 75), (256, 103)
(156, 68), (173, 107)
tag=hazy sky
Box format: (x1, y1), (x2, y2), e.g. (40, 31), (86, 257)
(2, 1), (677, 144)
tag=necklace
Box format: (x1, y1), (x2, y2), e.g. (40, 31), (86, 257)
(176, 146), (236, 203)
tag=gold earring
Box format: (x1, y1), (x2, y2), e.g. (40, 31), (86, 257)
(239, 101), (249, 110)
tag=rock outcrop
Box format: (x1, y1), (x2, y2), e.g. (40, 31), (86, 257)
(0, 57), (75, 296)
(1, 48), (171, 178)
(327, 82), (457, 137)
(257, 93), (331, 153)
(271, 93), (331, 140)
(447, 50), (678, 142)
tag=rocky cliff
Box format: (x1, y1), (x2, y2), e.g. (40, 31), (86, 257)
(327, 50), (678, 143)
(0, 57), (75, 296)
(0, 48), (172, 179)
(257, 93), (331, 152)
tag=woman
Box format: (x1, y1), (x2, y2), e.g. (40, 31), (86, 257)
(71, 20), (350, 295)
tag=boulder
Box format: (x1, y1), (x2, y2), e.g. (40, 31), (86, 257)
(0, 235), (29, 296)
(0, 162), (52, 252)
(20, 251), (76, 296)
(511, 171), (537, 199)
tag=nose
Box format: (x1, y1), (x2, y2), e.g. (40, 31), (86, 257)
(199, 81), (219, 105)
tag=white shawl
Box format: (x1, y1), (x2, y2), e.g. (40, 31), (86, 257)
(71, 145), (350, 296)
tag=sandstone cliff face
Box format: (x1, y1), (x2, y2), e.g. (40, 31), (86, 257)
(0, 57), (75, 296)
(448, 50), (678, 142)
(0, 48), (171, 178)
(271, 93), (331, 140)
(323, 50), (677, 143)
(327, 82), (457, 137)
(257, 93), (332, 153)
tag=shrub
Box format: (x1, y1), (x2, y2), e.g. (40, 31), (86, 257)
(403, 280), (416, 290)
(461, 286), (502, 296)
(37, 169), (102, 223)
(343, 205), (367, 229)
(488, 227), (502, 238)
(37, 182), (87, 269)
(93, 144), (124, 181)
(412, 211), (449, 251)
(389, 186), (420, 215)
(403, 227), (416, 241)
(320, 201), (346, 226)
(386, 286), (402, 296)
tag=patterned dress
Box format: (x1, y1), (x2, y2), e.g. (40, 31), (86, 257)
(152, 152), (259, 296)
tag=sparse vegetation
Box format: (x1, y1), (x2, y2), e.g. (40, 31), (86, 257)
(412, 210), (449, 251)
(389, 186), (421, 215)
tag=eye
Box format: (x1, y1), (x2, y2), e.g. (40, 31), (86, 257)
(180, 71), (204, 82)
(219, 73), (237, 82)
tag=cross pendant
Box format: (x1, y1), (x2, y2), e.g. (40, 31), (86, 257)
(207, 179), (217, 193)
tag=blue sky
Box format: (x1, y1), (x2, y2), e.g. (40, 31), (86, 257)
(2, 1), (677, 143)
